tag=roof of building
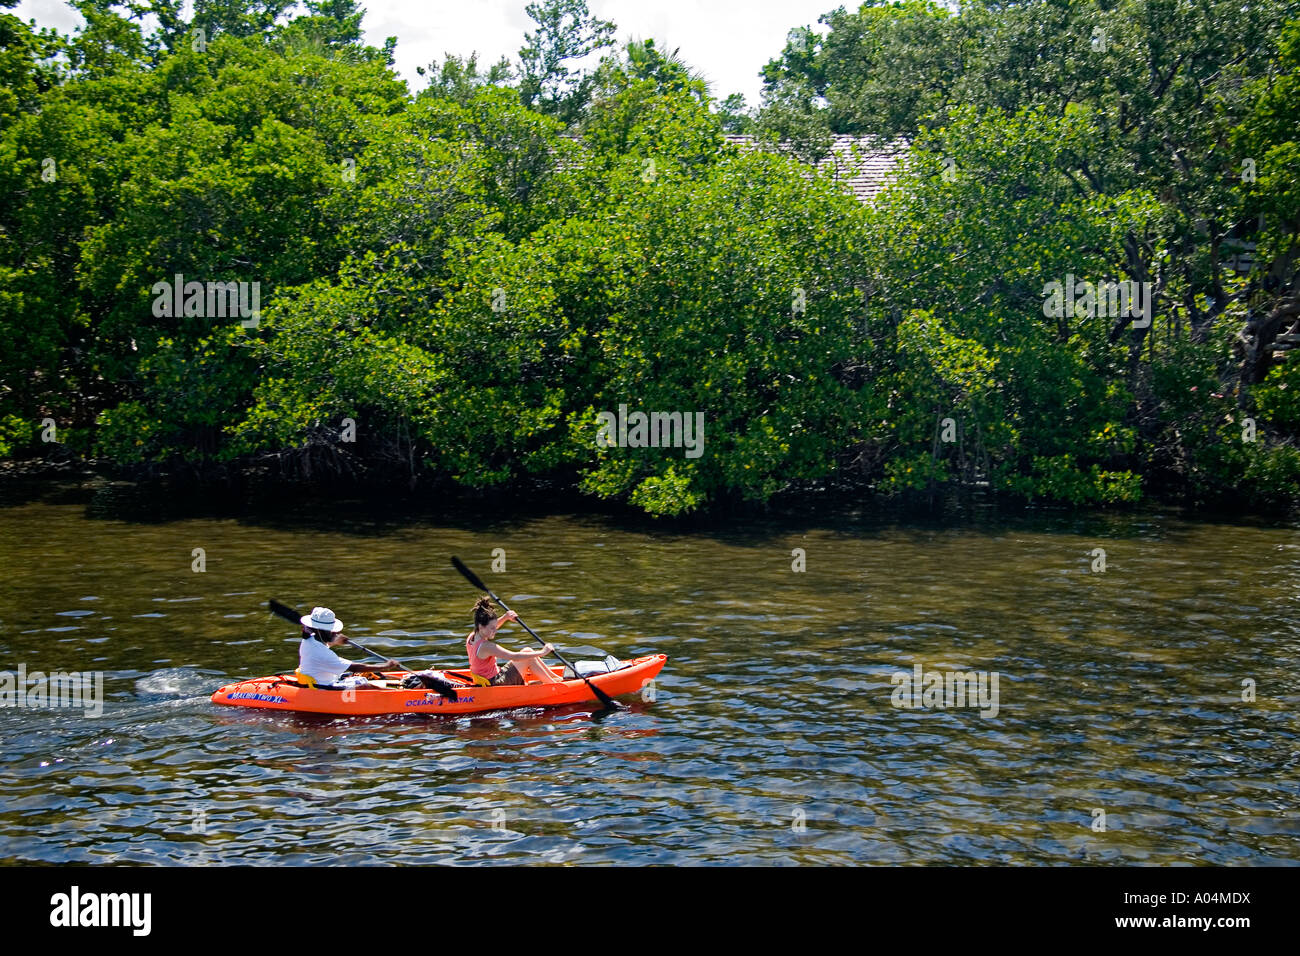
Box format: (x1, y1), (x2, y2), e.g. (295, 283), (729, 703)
(723, 134), (908, 203)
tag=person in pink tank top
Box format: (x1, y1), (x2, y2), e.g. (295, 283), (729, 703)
(466, 596), (559, 686)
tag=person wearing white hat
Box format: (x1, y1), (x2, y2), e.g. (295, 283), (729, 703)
(297, 606), (398, 688)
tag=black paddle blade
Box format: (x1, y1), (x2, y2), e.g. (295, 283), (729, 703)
(269, 599), (303, 624)
(588, 681), (621, 710)
(427, 676), (459, 700)
(402, 673), (459, 700)
(450, 556), (490, 594)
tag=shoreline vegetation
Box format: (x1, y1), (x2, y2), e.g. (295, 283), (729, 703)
(3, 1), (1299, 518)
(4, 456), (1295, 531)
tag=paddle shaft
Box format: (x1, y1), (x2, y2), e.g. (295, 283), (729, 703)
(346, 638), (414, 673)
(450, 557), (620, 709)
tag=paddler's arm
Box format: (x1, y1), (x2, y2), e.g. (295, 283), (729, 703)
(327, 633), (397, 671)
(483, 610), (519, 636)
(481, 641), (554, 662)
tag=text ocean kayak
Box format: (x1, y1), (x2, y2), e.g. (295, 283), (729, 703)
(211, 654), (666, 717)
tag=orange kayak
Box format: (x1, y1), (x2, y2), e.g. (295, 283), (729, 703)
(211, 654), (667, 716)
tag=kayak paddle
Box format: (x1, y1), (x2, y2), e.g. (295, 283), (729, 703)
(267, 599), (458, 698)
(449, 556), (622, 711)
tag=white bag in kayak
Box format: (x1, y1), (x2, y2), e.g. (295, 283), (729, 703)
(565, 655), (627, 679)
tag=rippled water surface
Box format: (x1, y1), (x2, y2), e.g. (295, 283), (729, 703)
(1, 481), (1297, 865)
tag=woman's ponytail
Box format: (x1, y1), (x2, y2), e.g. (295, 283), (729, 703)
(472, 596), (496, 629)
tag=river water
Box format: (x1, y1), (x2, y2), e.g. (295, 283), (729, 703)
(1, 479), (1297, 865)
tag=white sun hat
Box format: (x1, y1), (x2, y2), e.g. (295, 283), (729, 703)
(301, 606), (344, 632)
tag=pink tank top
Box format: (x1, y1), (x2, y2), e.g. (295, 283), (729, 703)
(467, 632), (497, 680)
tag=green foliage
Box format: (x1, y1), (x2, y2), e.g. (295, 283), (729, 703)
(96, 329), (256, 463)
(759, 1), (957, 143)
(1188, 420), (1300, 509)
(517, 0), (615, 125)
(192, 0), (297, 40)
(419, 52), (513, 105)
(229, 278), (442, 468)
(1019, 455), (1142, 506)
(0, 412), (32, 457)
(581, 39), (723, 178)
(0, 8), (60, 126)
(1233, 15), (1300, 300)
(564, 150), (873, 513)
(862, 106), (1153, 503)
(4, 0), (1298, 515)
(714, 93), (754, 134)
(1255, 360), (1300, 431)
(761, 0), (1297, 367)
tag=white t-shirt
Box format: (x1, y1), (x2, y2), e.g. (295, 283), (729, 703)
(298, 637), (350, 685)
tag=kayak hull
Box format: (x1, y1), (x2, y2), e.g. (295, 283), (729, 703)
(210, 654), (666, 717)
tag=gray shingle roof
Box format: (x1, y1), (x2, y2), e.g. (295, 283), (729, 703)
(723, 134), (908, 203)
(549, 131), (907, 202)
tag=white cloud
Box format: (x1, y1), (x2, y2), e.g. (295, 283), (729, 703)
(14, 0), (82, 35)
(589, 0), (830, 104)
(15, 0), (836, 105)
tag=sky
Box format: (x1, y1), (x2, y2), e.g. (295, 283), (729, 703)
(13, 0), (845, 106)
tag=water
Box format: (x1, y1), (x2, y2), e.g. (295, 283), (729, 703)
(1, 480), (1297, 864)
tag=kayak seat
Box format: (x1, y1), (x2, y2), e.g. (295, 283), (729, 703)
(440, 671), (481, 686)
(290, 671), (345, 691)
